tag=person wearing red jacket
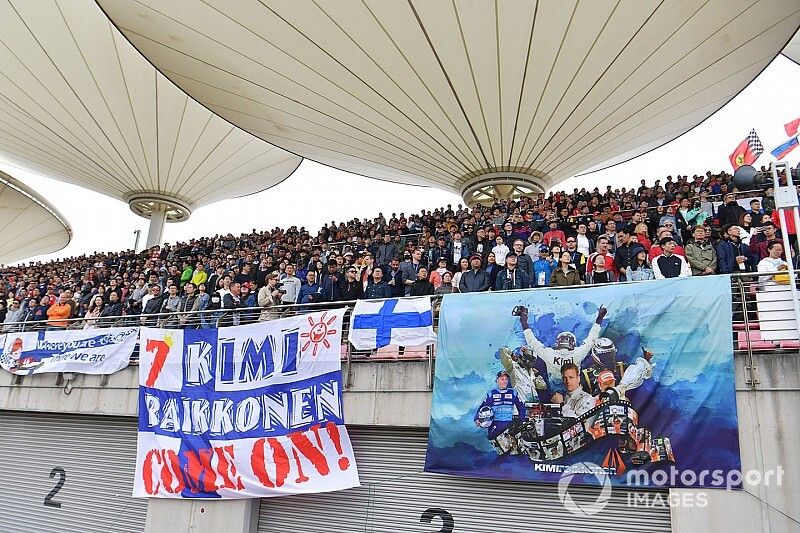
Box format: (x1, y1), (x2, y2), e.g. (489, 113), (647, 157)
(543, 220), (567, 247)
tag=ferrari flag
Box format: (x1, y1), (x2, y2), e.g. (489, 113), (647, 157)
(729, 129), (763, 170)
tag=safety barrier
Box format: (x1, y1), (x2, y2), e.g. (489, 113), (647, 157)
(3, 272), (797, 389)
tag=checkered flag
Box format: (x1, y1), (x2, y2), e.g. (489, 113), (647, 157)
(730, 129), (763, 170)
(747, 129), (764, 157)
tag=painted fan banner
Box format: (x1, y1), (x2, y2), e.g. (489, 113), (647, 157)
(425, 276), (740, 488)
(0, 327), (137, 375)
(135, 309), (360, 498)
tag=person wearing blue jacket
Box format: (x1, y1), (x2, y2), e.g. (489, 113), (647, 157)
(363, 267), (393, 299)
(717, 224), (754, 274)
(297, 271), (322, 304)
(495, 253), (531, 291)
(474, 370), (526, 440)
(532, 246), (556, 287)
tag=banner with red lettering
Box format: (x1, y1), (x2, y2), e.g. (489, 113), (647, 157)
(134, 309), (360, 498)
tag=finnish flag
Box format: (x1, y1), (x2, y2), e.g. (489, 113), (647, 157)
(349, 297), (437, 350)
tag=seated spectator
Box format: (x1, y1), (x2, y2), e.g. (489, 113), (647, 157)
(717, 224), (753, 274)
(158, 284), (182, 328)
(3, 300), (24, 332)
(648, 227), (686, 260)
(279, 264), (302, 304)
(434, 272), (454, 295)
(684, 226), (717, 276)
(141, 285), (166, 326)
(46, 293), (72, 329)
(749, 221), (779, 261)
(738, 212), (758, 247)
(495, 253), (531, 291)
(451, 257), (470, 293)
(586, 237), (617, 281)
(757, 241), (789, 288)
(532, 247), (556, 287)
(626, 250), (655, 281)
(428, 257), (449, 289)
(338, 266), (364, 301)
(297, 272), (322, 304)
(99, 291), (122, 328)
(587, 255), (614, 284)
(410, 267), (435, 296)
(364, 266), (392, 299)
(221, 282), (244, 326)
(83, 296), (104, 329)
(258, 273), (282, 320)
(543, 220), (566, 247)
(178, 282), (201, 328)
(459, 254), (490, 293)
(550, 251), (581, 286)
(511, 240), (533, 279)
(717, 193), (745, 226)
(492, 236), (509, 267)
(191, 262), (208, 287)
(653, 237), (691, 279)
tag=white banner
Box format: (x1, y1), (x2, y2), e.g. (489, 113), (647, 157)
(0, 327), (138, 376)
(135, 309), (360, 498)
(755, 283), (799, 341)
(349, 297), (437, 350)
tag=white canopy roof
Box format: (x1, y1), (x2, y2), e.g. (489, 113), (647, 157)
(784, 28), (800, 65)
(0, 171), (70, 265)
(98, 0), (800, 197)
(0, 0), (302, 221)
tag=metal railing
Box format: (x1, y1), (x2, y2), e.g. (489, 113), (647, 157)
(4, 272), (798, 390)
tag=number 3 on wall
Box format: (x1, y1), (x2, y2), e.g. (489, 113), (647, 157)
(44, 467), (66, 508)
(420, 508), (454, 533)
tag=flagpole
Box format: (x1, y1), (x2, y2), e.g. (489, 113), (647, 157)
(770, 161), (800, 339)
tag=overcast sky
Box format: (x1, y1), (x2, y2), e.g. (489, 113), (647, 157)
(5, 56), (800, 265)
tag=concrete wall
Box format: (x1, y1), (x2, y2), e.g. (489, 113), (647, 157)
(2, 354), (797, 533)
(0, 359), (433, 425)
(671, 350), (800, 533)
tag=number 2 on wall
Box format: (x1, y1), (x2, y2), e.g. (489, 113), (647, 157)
(44, 467), (66, 508)
(420, 508), (454, 533)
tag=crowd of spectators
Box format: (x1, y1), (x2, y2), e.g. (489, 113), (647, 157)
(0, 168), (793, 331)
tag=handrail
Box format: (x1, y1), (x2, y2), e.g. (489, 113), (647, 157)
(4, 273), (797, 390)
(0, 273), (787, 330)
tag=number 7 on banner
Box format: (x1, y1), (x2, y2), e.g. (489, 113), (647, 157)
(145, 336), (172, 387)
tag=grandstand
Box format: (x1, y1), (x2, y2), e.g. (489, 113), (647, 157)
(1, 169), (778, 327)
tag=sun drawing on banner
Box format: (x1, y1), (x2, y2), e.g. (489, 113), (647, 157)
(301, 312), (338, 356)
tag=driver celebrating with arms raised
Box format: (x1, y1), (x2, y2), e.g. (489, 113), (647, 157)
(513, 304), (607, 385)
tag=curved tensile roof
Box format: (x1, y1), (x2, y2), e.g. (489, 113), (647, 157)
(98, 0), (800, 197)
(0, 170), (71, 265)
(0, 0), (302, 222)
(784, 28), (800, 65)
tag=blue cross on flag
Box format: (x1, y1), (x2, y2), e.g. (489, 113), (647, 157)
(350, 297), (437, 350)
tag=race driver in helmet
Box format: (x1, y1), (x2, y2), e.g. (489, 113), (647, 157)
(498, 345), (550, 405)
(581, 338), (655, 396)
(474, 370), (526, 440)
(515, 304), (606, 385)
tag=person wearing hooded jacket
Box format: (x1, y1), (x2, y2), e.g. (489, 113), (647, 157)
(459, 254), (491, 293)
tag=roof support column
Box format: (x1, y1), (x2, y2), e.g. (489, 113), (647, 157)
(144, 205), (167, 248)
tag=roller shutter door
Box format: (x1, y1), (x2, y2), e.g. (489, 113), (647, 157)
(258, 427), (671, 533)
(0, 411), (147, 533)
